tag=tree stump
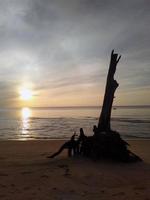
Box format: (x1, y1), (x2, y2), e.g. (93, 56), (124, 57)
(49, 50), (142, 162)
(98, 50), (121, 132)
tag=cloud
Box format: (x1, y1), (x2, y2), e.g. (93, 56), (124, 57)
(0, 81), (19, 107)
(0, 0), (149, 106)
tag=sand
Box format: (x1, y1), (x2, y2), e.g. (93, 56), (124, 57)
(0, 140), (150, 200)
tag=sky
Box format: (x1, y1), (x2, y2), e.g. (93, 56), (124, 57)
(0, 0), (150, 107)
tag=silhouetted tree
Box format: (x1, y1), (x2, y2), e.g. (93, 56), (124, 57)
(98, 50), (121, 132)
(48, 50), (142, 162)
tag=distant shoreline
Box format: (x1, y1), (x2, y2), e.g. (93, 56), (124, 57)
(1, 138), (150, 141)
(1, 105), (150, 110)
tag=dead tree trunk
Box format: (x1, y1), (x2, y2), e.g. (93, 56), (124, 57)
(98, 50), (121, 132)
(49, 50), (142, 162)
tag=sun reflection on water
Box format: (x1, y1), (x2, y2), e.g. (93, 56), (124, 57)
(21, 107), (31, 139)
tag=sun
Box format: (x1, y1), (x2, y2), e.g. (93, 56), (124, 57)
(20, 88), (33, 101)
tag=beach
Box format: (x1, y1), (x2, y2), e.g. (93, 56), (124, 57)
(0, 140), (150, 200)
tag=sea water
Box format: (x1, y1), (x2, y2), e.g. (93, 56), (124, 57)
(0, 106), (149, 140)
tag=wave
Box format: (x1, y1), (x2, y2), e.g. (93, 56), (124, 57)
(29, 116), (150, 123)
(0, 115), (149, 140)
(123, 134), (150, 139)
(112, 118), (150, 124)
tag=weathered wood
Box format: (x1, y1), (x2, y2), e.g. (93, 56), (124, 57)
(49, 50), (142, 162)
(98, 50), (121, 132)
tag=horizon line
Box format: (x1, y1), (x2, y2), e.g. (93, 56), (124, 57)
(2, 105), (150, 109)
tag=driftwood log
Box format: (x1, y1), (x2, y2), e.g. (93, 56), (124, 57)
(49, 50), (142, 162)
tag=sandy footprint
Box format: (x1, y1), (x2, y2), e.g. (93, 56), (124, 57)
(21, 171), (33, 174)
(0, 173), (8, 176)
(41, 175), (49, 178)
(112, 192), (125, 196)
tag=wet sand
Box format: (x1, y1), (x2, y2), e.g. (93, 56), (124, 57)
(0, 140), (150, 200)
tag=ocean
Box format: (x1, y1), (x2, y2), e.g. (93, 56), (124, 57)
(0, 106), (149, 140)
